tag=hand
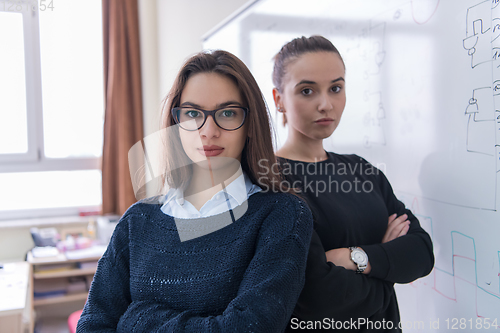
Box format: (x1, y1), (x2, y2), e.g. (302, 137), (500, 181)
(325, 248), (371, 274)
(382, 213), (410, 243)
(325, 248), (356, 270)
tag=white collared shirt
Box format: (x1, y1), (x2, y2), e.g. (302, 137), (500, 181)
(160, 171), (262, 219)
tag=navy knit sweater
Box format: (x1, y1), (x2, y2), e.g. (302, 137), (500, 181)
(77, 191), (313, 333)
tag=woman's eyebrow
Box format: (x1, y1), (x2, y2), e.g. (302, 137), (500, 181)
(179, 101), (243, 109)
(295, 80), (316, 87)
(216, 101), (243, 108)
(294, 77), (345, 88)
(180, 102), (202, 108)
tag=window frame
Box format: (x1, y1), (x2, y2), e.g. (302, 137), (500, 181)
(0, 2), (103, 220)
(0, 6), (40, 164)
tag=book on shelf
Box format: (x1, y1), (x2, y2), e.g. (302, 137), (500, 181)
(77, 261), (98, 270)
(64, 245), (107, 260)
(33, 277), (68, 299)
(67, 276), (88, 294)
(34, 263), (76, 274)
(31, 246), (59, 258)
(33, 276), (89, 299)
(33, 289), (67, 299)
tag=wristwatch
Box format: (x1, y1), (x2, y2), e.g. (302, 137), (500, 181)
(349, 247), (368, 273)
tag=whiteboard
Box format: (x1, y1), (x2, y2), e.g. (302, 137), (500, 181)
(204, 0), (500, 331)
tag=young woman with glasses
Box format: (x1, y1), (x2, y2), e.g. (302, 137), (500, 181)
(77, 50), (313, 332)
(271, 36), (434, 332)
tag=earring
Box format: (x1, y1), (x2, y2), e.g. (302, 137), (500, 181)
(277, 106), (283, 112)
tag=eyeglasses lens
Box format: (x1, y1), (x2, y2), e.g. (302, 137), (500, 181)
(176, 107), (245, 130)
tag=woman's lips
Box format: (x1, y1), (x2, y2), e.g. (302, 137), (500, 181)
(198, 145), (224, 157)
(315, 118), (334, 125)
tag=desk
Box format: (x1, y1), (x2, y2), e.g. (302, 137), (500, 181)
(0, 262), (31, 333)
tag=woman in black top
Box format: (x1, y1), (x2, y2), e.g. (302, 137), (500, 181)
(270, 35), (434, 332)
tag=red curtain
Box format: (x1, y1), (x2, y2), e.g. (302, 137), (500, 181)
(101, 0), (144, 215)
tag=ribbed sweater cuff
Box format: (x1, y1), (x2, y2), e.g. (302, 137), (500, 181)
(362, 244), (390, 279)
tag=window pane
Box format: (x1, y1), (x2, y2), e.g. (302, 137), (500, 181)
(39, 1), (104, 158)
(0, 170), (101, 211)
(0, 12), (28, 154)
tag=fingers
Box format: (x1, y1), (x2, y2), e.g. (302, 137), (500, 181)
(389, 213), (407, 225)
(398, 223), (410, 237)
(382, 214), (410, 243)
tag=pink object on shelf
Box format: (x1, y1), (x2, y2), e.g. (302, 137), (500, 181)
(68, 309), (83, 333)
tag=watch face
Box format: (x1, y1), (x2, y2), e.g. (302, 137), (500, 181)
(352, 249), (368, 265)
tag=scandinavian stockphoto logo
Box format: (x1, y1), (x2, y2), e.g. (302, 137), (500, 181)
(127, 122), (248, 242)
(256, 158), (385, 197)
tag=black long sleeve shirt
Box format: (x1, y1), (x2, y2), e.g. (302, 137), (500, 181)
(280, 153), (434, 332)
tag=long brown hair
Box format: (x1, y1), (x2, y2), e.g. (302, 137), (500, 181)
(161, 50), (289, 193)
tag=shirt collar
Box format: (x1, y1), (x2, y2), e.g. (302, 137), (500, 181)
(162, 167), (253, 207)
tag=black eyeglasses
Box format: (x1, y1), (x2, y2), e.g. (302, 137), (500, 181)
(172, 106), (248, 131)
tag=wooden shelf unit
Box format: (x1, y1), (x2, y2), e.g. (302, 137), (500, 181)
(26, 250), (102, 332)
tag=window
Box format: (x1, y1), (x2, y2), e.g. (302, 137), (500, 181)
(0, 0), (104, 220)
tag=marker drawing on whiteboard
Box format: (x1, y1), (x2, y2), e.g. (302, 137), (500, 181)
(395, 200), (500, 318)
(463, 1), (493, 69)
(361, 21), (386, 79)
(465, 87), (495, 156)
(411, 0), (440, 25)
(431, 232), (500, 320)
(362, 91), (386, 148)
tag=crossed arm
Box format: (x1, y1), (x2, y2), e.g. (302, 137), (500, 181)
(77, 198), (314, 333)
(325, 212), (411, 274)
(293, 168), (434, 322)
(325, 168), (434, 283)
